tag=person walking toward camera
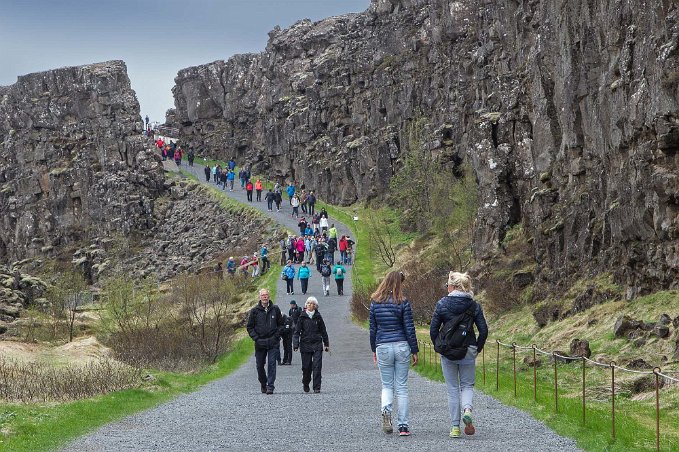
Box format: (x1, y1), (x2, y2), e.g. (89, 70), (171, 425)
(430, 271), (488, 438)
(281, 260), (296, 295)
(247, 289), (284, 395)
(297, 261), (312, 295)
(369, 271), (418, 436)
(293, 297), (330, 393)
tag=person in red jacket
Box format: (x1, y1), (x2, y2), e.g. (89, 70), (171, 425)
(339, 235), (349, 265)
(255, 179), (263, 201)
(246, 180), (254, 202)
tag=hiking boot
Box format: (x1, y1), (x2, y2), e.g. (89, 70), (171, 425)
(398, 426), (410, 436)
(313, 389), (320, 393)
(462, 410), (475, 435)
(260, 384), (266, 393)
(266, 387), (274, 395)
(303, 384), (310, 393)
(382, 411), (393, 434)
(449, 426), (461, 438)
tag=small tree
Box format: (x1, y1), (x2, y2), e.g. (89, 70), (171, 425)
(366, 215), (397, 268)
(46, 271), (88, 342)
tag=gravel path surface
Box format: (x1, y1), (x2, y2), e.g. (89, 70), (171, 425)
(66, 165), (581, 451)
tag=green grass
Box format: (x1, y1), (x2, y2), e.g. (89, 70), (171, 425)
(412, 341), (678, 451)
(178, 168), (198, 181)
(0, 336), (254, 452)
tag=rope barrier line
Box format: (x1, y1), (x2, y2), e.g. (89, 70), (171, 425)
(656, 371), (679, 383)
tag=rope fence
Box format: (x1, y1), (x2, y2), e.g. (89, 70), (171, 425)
(416, 338), (678, 451)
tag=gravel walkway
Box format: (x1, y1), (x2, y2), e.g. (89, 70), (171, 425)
(66, 164), (581, 451)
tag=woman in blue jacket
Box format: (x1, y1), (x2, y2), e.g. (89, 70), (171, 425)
(369, 271), (419, 437)
(281, 261), (296, 295)
(430, 271), (488, 439)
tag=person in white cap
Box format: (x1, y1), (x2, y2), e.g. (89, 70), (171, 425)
(293, 296), (330, 393)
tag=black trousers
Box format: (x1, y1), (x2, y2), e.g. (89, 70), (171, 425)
(300, 278), (309, 294)
(247, 190), (253, 202)
(335, 278), (344, 295)
(282, 334), (293, 364)
(301, 349), (323, 390)
(308, 204), (315, 215)
(286, 278), (294, 294)
(255, 347), (278, 389)
(261, 256), (270, 274)
(280, 251), (286, 265)
(256, 189), (262, 201)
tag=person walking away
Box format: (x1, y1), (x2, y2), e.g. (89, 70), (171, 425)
(220, 169), (227, 190)
(328, 224), (338, 240)
(346, 236), (355, 265)
(298, 261), (312, 295)
(240, 255), (250, 276)
(187, 149), (195, 166)
(265, 189), (275, 211)
(274, 190), (282, 212)
(246, 180), (254, 202)
(320, 259), (332, 296)
(203, 165), (210, 182)
(308, 191), (316, 215)
(293, 297), (330, 393)
(291, 194), (300, 218)
(287, 182), (296, 205)
(332, 260), (346, 295)
(255, 179), (263, 201)
(260, 244), (270, 274)
(212, 164), (218, 183)
(279, 238), (287, 266)
(247, 289), (284, 394)
(227, 169), (235, 191)
(298, 217), (308, 236)
(369, 271), (419, 436)
(280, 314), (294, 365)
(326, 237), (337, 264)
(315, 239), (328, 271)
(300, 190), (308, 214)
(239, 168), (247, 189)
(281, 260), (296, 295)
(339, 235), (348, 265)
(287, 236), (296, 262)
(228, 157), (236, 171)
(430, 271), (488, 438)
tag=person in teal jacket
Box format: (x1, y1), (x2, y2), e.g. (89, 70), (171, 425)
(332, 261), (346, 295)
(297, 261), (312, 295)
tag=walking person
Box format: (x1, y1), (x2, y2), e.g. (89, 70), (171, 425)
(281, 260), (296, 295)
(320, 259), (332, 296)
(332, 260), (346, 295)
(297, 261), (312, 295)
(260, 243), (270, 274)
(280, 314), (294, 365)
(203, 165), (210, 182)
(274, 190), (282, 212)
(289, 299), (303, 326)
(308, 191), (316, 215)
(430, 271), (488, 438)
(255, 178), (263, 201)
(369, 271), (419, 436)
(227, 169), (235, 191)
(265, 188), (275, 211)
(293, 296), (330, 393)
(291, 194), (300, 218)
(246, 180), (254, 202)
(280, 238), (287, 266)
(247, 289), (284, 394)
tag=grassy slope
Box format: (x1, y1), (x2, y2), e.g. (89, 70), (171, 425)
(0, 173), (286, 451)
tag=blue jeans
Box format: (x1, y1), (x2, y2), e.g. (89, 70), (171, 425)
(440, 345), (477, 426)
(376, 341), (411, 427)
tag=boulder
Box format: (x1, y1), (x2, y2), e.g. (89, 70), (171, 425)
(629, 375), (664, 394)
(654, 324), (671, 339)
(626, 358), (650, 369)
(569, 339), (592, 358)
(658, 314), (672, 325)
(523, 355), (542, 367)
(512, 271), (534, 289)
(614, 315), (641, 337)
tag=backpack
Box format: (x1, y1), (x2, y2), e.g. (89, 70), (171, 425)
(320, 265), (331, 277)
(336, 267), (343, 276)
(434, 303), (477, 361)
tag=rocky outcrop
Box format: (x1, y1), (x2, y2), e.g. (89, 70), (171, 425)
(172, 0), (679, 297)
(0, 61), (165, 261)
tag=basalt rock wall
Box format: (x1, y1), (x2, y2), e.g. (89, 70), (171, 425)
(172, 0), (679, 297)
(0, 61), (165, 262)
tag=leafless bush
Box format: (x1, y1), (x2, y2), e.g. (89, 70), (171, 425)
(403, 270), (446, 325)
(0, 358), (141, 403)
(366, 216), (397, 268)
(482, 275), (520, 316)
(350, 282), (377, 324)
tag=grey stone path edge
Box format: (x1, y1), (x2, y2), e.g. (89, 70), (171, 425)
(66, 164), (581, 451)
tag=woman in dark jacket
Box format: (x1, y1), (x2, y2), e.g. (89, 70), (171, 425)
(369, 271), (419, 437)
(293, 296), (330, 393)
(430, 271), (488, 439)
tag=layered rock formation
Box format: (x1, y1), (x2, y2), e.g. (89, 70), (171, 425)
(172, 0), (679, 297)
(0, 61), (164, 261)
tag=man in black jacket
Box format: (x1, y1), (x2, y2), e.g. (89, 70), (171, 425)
(247, 289), (284, 394)
(289, 300), (303, 325)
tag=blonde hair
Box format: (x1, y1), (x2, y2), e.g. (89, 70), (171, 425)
(447, 271), (473, 296)
(371, 271), (406, 304)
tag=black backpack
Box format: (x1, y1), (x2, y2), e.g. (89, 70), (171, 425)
(434, 302), (477, 360)
(320, 265), (331, 277)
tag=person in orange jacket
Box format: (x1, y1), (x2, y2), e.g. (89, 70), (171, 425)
(255, 179), (263, 201)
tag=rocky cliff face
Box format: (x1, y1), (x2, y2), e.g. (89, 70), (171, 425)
(172, 0), (679, 297)
(0, 61), (165, 261)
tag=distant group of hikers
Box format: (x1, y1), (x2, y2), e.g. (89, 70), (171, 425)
(154, 137), (195, 167)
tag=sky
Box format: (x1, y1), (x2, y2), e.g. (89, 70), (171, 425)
(0, 0), (371, 123)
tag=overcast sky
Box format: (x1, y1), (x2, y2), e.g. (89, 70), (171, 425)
(0, 0), (371, 123)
